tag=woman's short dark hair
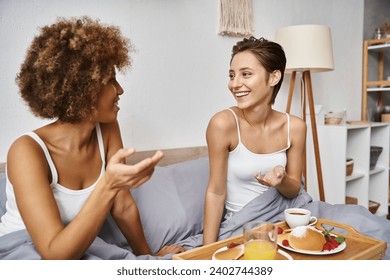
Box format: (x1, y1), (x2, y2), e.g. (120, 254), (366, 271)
(16, 16), (132, 123)
(231, 36), (286, 104)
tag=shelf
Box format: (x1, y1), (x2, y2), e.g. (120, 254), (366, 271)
(346, 123), (369, 129)
(370, 122), (390, 128)
(367, 87), (390, 92)
(310, 124), (389, 216)
(368, 43), (390, 51)
(346, 171), (365, 182)
(362, 39), (390, 121)
(366, 38), (390, 47)
(369, 166), (386, 175)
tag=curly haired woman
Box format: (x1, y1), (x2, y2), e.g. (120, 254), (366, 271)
(0, 16), (184, 259)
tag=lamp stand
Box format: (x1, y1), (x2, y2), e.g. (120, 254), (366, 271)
(286, 70), (325, 202)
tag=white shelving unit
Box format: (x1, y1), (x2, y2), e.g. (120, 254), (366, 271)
(362, 38), (390, 121)
(306, 122), (389, 218)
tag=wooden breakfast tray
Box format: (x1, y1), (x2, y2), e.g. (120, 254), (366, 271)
(173, 219), (387, 260)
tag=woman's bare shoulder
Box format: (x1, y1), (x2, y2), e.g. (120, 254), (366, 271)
(287, 114), (307, 145)
(7, 134), (49, 179)
(208, 108), (236, 129)
(288, 114), (307, 131)
(8, 134), (42, 157)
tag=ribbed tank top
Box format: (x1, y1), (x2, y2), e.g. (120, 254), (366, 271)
(225, 109), (291, 217)
(0, 123), (105, 236)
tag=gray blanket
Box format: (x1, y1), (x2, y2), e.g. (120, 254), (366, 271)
(178, 187), (390, 261)
(1, 186), (389, 260)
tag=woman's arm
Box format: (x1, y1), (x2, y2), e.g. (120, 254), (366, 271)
(102, 121), (150, 255)
(7, 136), (115, 259)
(274, 116), (306, 198)
(8, 122), (163, 259)
(203, 111), (233, 245)
(110, 190), (151, 255)
(102, 121), (174, 256)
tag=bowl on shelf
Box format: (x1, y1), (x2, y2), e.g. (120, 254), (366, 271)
(369, 200), (380, 214)
(324, 112), (344, 125)
(381, 113), (390, 123)
(346, 158), (354, 176)
(345, 196), (357, 205)
(370, 146), (383, 170)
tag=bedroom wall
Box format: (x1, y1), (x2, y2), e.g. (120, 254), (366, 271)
(0, 0), (365, 162)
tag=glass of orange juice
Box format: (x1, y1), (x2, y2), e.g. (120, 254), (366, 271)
(243, 221), (277, 260)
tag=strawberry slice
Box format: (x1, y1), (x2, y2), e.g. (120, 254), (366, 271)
(322, 242), (332, 251)
(227, 242), (238, 249)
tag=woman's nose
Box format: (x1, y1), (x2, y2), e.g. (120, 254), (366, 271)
(115, 82), (124, 95)
(231, 76), (243, 89)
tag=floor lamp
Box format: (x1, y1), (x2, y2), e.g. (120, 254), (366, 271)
(275, 25), (335, 202)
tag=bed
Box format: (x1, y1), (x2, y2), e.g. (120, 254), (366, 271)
(0, 146), (389, 260)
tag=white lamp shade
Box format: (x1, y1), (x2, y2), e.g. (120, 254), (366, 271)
(274, 24), (334, 72)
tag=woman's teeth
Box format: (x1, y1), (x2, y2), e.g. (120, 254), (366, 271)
(235, 92), (249, 97)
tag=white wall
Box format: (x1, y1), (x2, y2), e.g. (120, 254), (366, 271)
(0, 0), (364, 162)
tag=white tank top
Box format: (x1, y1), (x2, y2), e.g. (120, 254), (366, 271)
(225, 109), (291, 217)
(0, 123), (105, 236)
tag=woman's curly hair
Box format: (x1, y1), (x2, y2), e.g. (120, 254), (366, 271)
(16, 16), (132, 123)
(231, 36), (286, 105)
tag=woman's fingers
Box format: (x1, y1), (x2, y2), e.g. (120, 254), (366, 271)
(155, 244), (186, 256)
(125, 150), (163, 177)
(106, 149), (164, 189)
(108, 148), (136, 165)
(255, 166), (285, 187)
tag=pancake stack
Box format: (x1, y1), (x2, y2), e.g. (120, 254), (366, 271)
(288, 226), (326, 251)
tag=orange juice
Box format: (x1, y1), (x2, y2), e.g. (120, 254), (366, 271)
(244, 240), (277, 260)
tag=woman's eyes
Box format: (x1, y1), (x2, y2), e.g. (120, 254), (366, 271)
(229, 72), (252, 79)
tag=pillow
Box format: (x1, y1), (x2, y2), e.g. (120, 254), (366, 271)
(130, 157), (209, 253)
(0, 172), (6, 218)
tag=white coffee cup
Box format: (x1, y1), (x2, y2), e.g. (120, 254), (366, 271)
(284, 208), (317, 229)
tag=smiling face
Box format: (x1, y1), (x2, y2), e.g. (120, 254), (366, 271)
(228, 51), (278, 110)
(94, 74), (124, 123)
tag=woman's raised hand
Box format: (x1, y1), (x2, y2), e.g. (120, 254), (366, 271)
(255, 165), (286, 187)
(104, 148), (164, 190)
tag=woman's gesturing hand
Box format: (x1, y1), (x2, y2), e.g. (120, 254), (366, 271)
(255, 165), (286, 187)
(104, 148), (164, 190)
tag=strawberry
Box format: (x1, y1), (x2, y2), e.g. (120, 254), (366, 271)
(322, 242), (332, 251)
(282, 239), (289, 246)
(227, 242), (238, 249)
(277, 227), (283, 234)
(321, 227), (345, 251)
(330, 238), (339, 248)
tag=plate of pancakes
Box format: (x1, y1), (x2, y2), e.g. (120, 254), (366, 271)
(277, 225), (346, 255)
